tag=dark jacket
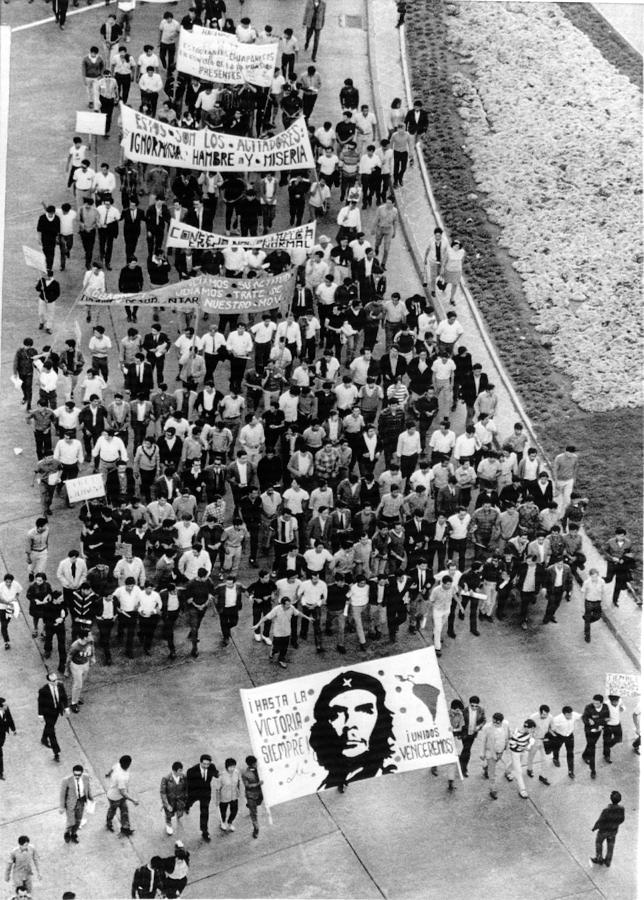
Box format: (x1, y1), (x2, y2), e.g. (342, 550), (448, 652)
(37, 681), (69, 719)
(186, 761), (219, 802)
(460, 371), (489, 408)
(404, 107), (429, 135)
(592, 803), (625, 836)
(79, 404), (108, 436)
(119, 265), (144, 294)
(0, 705), (16, 745)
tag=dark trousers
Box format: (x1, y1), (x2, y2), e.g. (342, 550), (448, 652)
(115, 73), (131, 103)
(54, 0), (68, 25)
(584, 600), (601, 641)
(188, 797), (210, 835)
(248, 526), (259, 561)
(97, 618), (114, 663)
(305, 25), (321, 59)
(117, 610), (138, 654)
(42, 241), (57, 274)
(219, 799), (238, 824)
(163, 611), (179, 652)
(447, 538), (466, 572)
(160, 42), (176, 70)
(270, 635), (289, 662)
(219, 608), (239, 642)
(0, 742), (4, 777)
(289, 199), (305, 226)
(582, 730), (601, 774)
(300, 606), (322, 648)
(99, 96), (115, 134)
(140, 90), (159, 116)
(393, 151), (408, 186)
(448, 595), (477, 635)
(252, 601), (272, 638)
(399, 453), (418, 480)
(229, 357), (247, 391)
(42, 716), (61, 755)
(519, 590), (536, 623)
(603, 724), (622, 760)
(595, 832), (617, 865)
(34, 429), (52, 460)
(21, 374), (34, 410)
(281, 53), (295, 79)
(98, 228), (115, 266)
(80, 230), (96, 268)
(551, 732), (575, 773)
(255, 342), (271, 373)
(44, 623), (67, 670)
(377, 173), (391, 204)
(0, 612), (10, 643)
(106, 796), (130, 830)
(427, 541), (446, 572)
(459, 734), (478, 775)
(544, 589), (563, 622)
(138, 615), (158, 652)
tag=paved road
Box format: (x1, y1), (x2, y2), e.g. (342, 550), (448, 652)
(0, 2), (639, 899)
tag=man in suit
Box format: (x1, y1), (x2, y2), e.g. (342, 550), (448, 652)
(78, 396), (108, 456)
(379, 347), (407, 390)
(145, 199), (170, 257)
(132, 857), (164, 898)
(186, 753), (219, 841)
(142, 324), (170, 386)
(435, 478), (462, 518)
(185, 197), (214, 233)
(407, 558), (432, 633)
(59, 764), (93, 843)
(0, 697), (16, 780)
(121, 200), (146, 260)
(213, 574), (244, 646)
(543, 557), (572, 624)
(404, 100), (429, 141)
(129, 394), (154, 448)
(226, 451), (257, 510)
(460, 695), (486, 776)
(404, 513), (431, 559)
(460, 363), (489, 423)
(356, 248), (384, 303)
(38, 672), (70, 761)
(106, 460), (137, 505)
(303, 0), (326, 61)
(125, 355), (154, 401)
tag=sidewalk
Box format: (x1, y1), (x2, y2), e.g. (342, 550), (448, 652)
(366, 0), (641, 669)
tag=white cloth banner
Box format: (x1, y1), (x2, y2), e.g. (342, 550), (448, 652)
(166, 221), (317, 252)
(177, 25), (278, 87)
(23, 245), (47, 272)
(65, 474), (106, 503)
(605, 673), (640, 697)
(120, 104), (315, 172)
(240, 648), (458, 807)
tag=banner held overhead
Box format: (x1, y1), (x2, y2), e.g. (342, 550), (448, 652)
(120, 105), (315, 172)
(79, 270), (296, 314)
(177, 26), (278, 87)
(166, 222), (316, 252)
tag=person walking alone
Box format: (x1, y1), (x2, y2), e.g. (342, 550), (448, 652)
(105, 754), (138, 836)
(59, 764), (93, 844)
(590, 790), (625, 868)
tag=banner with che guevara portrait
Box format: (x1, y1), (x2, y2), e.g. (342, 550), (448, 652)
(240, 648), (457, 807)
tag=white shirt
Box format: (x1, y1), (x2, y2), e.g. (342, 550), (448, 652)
(179, 549), (212, 581)
(551, 712), (582, 737)
(436, 320), (464, 343)
(278, 392), (299, 423)
(226, 332), (253, 358)
(202, 332), (226, 355)
(396, 431), (421, 457)
(447, 513), (470, 540)
(282, 487), (309, 515)
(297, 579), (328, 608)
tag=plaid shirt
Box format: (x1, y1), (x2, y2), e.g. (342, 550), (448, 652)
(315, 446), (340, 480)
